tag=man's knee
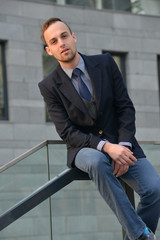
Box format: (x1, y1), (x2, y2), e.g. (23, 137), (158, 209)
(75, 148), (112, 176)
(151, 181), (160, 201)
(142, 179), (160, 205)
(88, 151), (111, 173)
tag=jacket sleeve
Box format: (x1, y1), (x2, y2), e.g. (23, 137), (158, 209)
(109, 54), (136, 144)
(38, 81), (101, 149)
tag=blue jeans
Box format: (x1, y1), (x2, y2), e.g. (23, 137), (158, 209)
(74, 148), (160, 240)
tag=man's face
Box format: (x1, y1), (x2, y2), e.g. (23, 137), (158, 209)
(44, 21), (78, 66)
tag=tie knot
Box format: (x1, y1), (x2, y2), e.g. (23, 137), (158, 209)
(72, 68), (81, 77)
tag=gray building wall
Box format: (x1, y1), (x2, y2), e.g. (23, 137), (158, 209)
(0, 0), (160, 239)
(0, 0), (160, 165)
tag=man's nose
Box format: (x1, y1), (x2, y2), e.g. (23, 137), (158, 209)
(59, 38), (65, 47)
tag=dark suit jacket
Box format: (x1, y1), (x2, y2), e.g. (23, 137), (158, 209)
(39, 53), (145, 168)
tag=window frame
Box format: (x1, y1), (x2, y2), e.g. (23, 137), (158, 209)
(0, 41), (8, 120)
(102, 50), (127, 85)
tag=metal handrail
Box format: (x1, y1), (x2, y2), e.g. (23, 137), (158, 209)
(0, 140), (64, 173)
(0, 140), (159, 173)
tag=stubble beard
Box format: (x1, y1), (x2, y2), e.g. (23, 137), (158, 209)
(59, 49), (77, 64)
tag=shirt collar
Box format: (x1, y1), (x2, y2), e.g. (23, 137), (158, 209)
(61, 55), (85, 78)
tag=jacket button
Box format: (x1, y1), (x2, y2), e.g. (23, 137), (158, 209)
(99, 130), (103, 135)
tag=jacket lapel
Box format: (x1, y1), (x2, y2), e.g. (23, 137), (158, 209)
(82, 55), (102, 112)
(56, 65), (90, 116)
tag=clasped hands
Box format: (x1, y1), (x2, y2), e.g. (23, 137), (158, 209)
(102, 142), (137, 178)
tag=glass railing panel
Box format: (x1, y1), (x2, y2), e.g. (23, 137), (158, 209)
(0, 200), (51, 240)
(48, 143), (67, 179)
(140, 143), (160, 174)
(49, 143), (160, 240)
(0, 145), (49, 215)
(50, 180), (122, 240)
(48, 142), (122, 240)
(0, 142), (160, 239)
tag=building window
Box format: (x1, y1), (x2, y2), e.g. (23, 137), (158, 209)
(58, 0), (131, 11)
(43, 47), (58, 79)
(103, 0), (131, 11)
(158, 56), (160, 106)
(42, 47), (58, 122)
(65, 0), (102, 8)
(66, 0), (91, 7)
(0, 42), (8, 120)
(103, 51), (127, 84)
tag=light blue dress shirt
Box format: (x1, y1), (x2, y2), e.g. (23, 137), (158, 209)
(62, 56), (93, 95)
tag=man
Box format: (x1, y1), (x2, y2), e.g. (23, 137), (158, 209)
(39, 18), (160, 240)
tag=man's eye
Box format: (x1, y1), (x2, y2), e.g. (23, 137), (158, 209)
(62, 34), (67, 38)
(51, 40), (57, 44)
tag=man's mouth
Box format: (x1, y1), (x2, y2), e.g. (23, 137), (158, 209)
(61, 48), (69, 54)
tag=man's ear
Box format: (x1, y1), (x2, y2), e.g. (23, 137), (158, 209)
(72, 32), (77, 43)
(45, 46), (52, 56)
